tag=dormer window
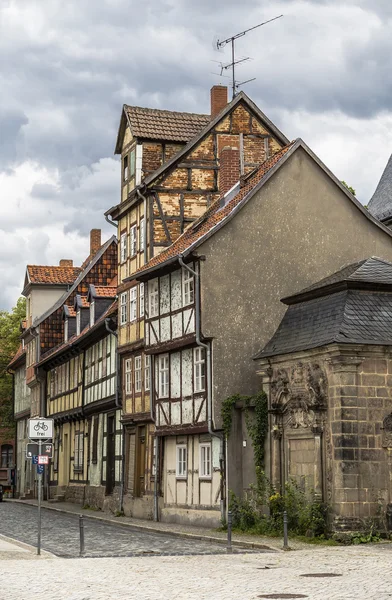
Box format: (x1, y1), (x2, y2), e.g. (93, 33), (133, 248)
(90, 301), (95, 327)
(123, 155), (129, 181)
(64, 319), (69, 342)
(76, 310), (81, 335)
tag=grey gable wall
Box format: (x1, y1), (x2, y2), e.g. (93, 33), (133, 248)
(198, 147), (392, 429)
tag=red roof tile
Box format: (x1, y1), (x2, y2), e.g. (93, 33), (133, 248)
(125, 105), (210, 143)
(7, 343), (25, 369)
(27, 265), (81, 286)
(94, 286), (117, 298)
(137, 143), (294, 275)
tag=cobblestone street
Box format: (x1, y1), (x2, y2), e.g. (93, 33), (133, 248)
(0, 501), (263, 557)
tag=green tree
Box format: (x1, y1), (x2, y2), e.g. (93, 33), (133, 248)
(0, 298), (26, 429)
(341, 180), (356, 196)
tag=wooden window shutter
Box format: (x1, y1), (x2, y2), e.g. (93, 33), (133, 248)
(92, 415), (99, 464)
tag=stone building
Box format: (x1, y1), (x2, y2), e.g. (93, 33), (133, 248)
(256, 257), (392, 530)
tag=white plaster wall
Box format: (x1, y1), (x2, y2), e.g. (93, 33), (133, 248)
(171, 270), (182, 311)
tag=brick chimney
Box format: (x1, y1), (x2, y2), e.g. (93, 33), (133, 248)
(90, 229), (101, 256)
(220, 146), (240, 196)
(59, 259), (73, 267)
(211, 85), (228, 119)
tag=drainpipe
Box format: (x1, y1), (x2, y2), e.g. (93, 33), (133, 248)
(178, 256), (226, 521)
(150, 354), (160, 522)
(136, 187), (148, 264)
(105, 318), (124, 512)
(105, 214), (117, 229)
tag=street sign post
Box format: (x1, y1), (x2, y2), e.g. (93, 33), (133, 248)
(28, 418), (53, 556)
(28, 418), (54, 440)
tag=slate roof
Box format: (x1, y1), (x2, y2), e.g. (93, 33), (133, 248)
(257, 257), (392, 359)
(368, 154), (392, 221)
(125, 105), (210, 143)
(27, 265), (81, 286)
(284, 257), (392, 303)
(135, 143), (294, 277)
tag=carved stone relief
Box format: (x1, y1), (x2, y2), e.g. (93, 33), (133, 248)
(270, 362), (328, 429)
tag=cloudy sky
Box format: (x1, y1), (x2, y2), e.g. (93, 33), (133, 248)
(1, 0), (392, 310)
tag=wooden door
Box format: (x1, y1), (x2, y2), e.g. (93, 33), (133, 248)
(106, 415), (115, 495)
(135, 426), (145, 498)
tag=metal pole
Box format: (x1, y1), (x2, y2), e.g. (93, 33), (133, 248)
(231, 38), (235, 98)
(283, 510), (288, 549)
(37, 439), (42, 556)
(79, 515), (85, 556)
(227, 510), (232, 553)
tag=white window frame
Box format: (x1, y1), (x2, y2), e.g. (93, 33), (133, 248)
(144, 355), (150, 391)
(176, 444), (187, 479)
(194, 347), (205, 392)
(123, 155), (129, 181)
(149, 280), (159, 318)
(64, 319), (69, 342)
(90, 301), (95, 327)
(140, 218), (145, 252)
(158, 354), (169, 398)
(199, 443), (212, 479)
(135, 355), (141, 393)
(130, 287), (137, 322)
(125, 358), (132, 395)
(120, 232), (127, 263)
(120, 292), (127, 326)
(130, 225), (137, 256)
(139, 282), (144, 318)
(76, 310), (81, 335)
(74, 431), (84, 472)
(182, 268), (194, 307)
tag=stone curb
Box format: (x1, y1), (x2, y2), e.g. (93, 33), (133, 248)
(9, 499), (276, 552)
(0, 532), (56, 558)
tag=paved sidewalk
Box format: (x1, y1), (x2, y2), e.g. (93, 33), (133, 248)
(10, 498), (308, 551)
(0, 533), (54, 560)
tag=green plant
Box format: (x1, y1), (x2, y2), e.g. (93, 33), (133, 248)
(114, 510), (125, 517)
(244, 392), (268, 468)
(221, 394), (240, 438)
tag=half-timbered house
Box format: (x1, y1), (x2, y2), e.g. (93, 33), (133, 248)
(105, 85), (290, 519)
(39, 286), (120, 508)
(135, 139), (392, 526)
(17, 230), (117, 501)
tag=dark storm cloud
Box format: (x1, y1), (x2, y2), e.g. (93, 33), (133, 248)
(1, 0), (392, 309)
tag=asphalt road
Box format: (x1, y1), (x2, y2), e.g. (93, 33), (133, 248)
(0, 501), (266, 558)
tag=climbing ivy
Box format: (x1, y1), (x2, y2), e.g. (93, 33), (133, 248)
(221, 391), (268, 468)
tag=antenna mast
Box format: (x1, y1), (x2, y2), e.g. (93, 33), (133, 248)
(216, 15), (283, 98)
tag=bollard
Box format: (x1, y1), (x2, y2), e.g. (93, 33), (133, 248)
(283, 510), (288, 550)
(79, 515), (85, 556)
(227, 510), (232, 553)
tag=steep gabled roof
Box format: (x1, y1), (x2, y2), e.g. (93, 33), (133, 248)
(24, 265), (81, 293)
(256, 257), (392, 359)
(32, 235), (117, 328)
(115, 105), (210, 154)
(368, 154), (392, 221)
(38, 300), (117, 367)
(107, 91), (290, 219)
(7, 343), (26, 370)
(135, 139), (392, 281)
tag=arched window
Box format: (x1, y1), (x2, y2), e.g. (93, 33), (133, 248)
(1, 444), (13, 468)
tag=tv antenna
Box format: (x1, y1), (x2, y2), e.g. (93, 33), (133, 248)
(215, 15), (283, 98)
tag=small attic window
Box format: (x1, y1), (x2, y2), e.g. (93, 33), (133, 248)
(130, 148), (136, 178)
(123, 155), (129, 181)
(90, 301), (95, 328)
(76, 311), (81, 336)
(64, 319), (69, 342)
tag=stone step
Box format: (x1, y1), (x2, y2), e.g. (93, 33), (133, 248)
(48, 494), (65, 503)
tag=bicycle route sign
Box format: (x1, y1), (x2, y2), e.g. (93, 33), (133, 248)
(28, 418), (54, 440)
